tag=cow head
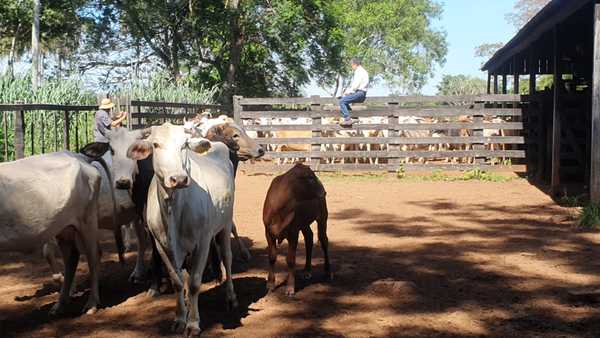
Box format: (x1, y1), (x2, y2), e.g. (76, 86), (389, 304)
(108, 127), (152, 190)
(80, 127), (151, 190)
(206, 122), (264, 160)
(126, 123), (211, 190)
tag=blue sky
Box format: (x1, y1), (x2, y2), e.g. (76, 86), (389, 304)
(305, 0), (519, 96)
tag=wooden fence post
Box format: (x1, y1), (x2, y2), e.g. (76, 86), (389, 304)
(3, 112), (8, 160)
(64, 110), (70, 150)
(472, 102), (485, 166)
(13, 109), (25, 159)
(310, 95), (322, 169)
(388, 102), (400, 170)
(233, 95), (242, 125)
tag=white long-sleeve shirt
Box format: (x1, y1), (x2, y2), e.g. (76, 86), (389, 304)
(345, 65), (369, 94)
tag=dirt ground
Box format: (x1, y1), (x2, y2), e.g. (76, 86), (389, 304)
(2, 172), (600, 337)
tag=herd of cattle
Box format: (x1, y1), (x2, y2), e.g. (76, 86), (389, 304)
(0, 114), (330, 336)
(243, 115), (515, 165)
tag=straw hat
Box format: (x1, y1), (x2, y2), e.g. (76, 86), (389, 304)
(99, 98), (115, 110)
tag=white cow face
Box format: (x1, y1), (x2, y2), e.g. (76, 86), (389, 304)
(107, 127), (151, 190)
(126, 123), (211, 189)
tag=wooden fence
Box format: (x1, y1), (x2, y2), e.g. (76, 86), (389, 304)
(130, 100), (230, 130)
(234, 94), (527, 172)
(0, 104), (97, 161)
(0, 101), (229, 162)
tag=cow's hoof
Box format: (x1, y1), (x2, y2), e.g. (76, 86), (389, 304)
(267, 279), (276, 292)
(83, 300), (99, 315)
(146, 288), (160, 298)
(171, 319), (186, 334)
(285, 286), (295, 297)
(128, 270), (146, 284)
(184, 322), (201, 337)
(303, 271), (312, 280)
(85, 306), (98, 315)
(49, 303), (64, 316)
(52, 273), (64, 284)
(325, 271), (334, 281)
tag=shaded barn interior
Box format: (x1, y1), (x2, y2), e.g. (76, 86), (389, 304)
(483, 0), (599, 200)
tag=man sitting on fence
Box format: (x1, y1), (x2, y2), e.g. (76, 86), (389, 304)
(93, 98), (127, 166)
(339, 57), (369, 127)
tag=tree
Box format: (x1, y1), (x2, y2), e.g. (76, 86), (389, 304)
(505, 0), (551, 30)
(436, 74), (487, 96)
(31, 0), (40, 90)
(475, 0), (551, 65)
(0, 0), (32, 79)
(331, 0), (447, 95)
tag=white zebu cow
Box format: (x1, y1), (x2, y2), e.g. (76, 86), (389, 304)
(127, 123), (237, 335)
(43, 128), (152, 285)
(0, 152), (102, 315)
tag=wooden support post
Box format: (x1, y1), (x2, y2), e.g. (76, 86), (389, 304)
(41, 112), (45, 154)
(2, 112), (8, 161)
(502, 74), (508, 94)
(53, 113), (58, 151)
(388, 103), (400, 170)
(529, 49), (537, 95)
(487, 72), (492, 94)
(75, 112), (79, 150)
(30, 112), (35, 155)
(551, 25), (561, 196)
(310, 96), (322, 169)
(126, 95), (132, 130)
(493, 74), (499, 94)
(233, 95), (242, 125)
(136, 103), (142, 128)
(513, 70), (520, 94)
(591, 4), (600, 202)
(14, 109), (24, 159)
(473, 102), (485, 166)
(64, 110), (70, 151)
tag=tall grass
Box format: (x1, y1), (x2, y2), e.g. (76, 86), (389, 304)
(117, 72), (218, 104)
(0, 72), (219, 162)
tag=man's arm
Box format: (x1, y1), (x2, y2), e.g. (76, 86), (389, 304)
(344, 72), (360, 95)
(111, 112), (127, 127)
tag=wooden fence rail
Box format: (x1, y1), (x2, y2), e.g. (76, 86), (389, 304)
(234, 94), (527, 172)
(0, 101), (228, 162)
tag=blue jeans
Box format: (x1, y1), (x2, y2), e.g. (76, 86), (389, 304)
(339, 91), (366, 119)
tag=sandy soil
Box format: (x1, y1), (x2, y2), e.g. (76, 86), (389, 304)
(2, 173), (600, 337)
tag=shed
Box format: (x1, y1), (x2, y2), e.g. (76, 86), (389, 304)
(483, 0), (599, 200)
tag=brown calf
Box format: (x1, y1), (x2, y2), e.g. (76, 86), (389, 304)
(262, 163), (331, 296)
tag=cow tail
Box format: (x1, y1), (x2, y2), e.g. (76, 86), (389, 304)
(95, 157), (125, 264)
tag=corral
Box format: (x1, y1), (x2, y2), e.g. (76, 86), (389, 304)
(1, 173), (598, 337)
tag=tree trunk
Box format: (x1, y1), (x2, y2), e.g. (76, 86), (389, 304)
(8, 23), (21, 80)
(224, 1), (243, 104)
(31, 0), (41, 91)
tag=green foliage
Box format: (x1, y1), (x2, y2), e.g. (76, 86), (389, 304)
(332, 0), (447, 94)
(406, 169), (515, 182)
(558, 194), (584, 208)
(437, 74), (487, 96)
(578, 203), (600, 229)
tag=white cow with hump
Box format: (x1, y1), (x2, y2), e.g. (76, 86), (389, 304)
(127, 122), (237, 336)
(42, 127), (153, 286)
(0, 151), (102, 315)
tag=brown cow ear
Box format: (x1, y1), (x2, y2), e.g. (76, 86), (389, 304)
(80, 142), (110, 159)
(127, 140), (153, 160)
(188, 138), (212, 154)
